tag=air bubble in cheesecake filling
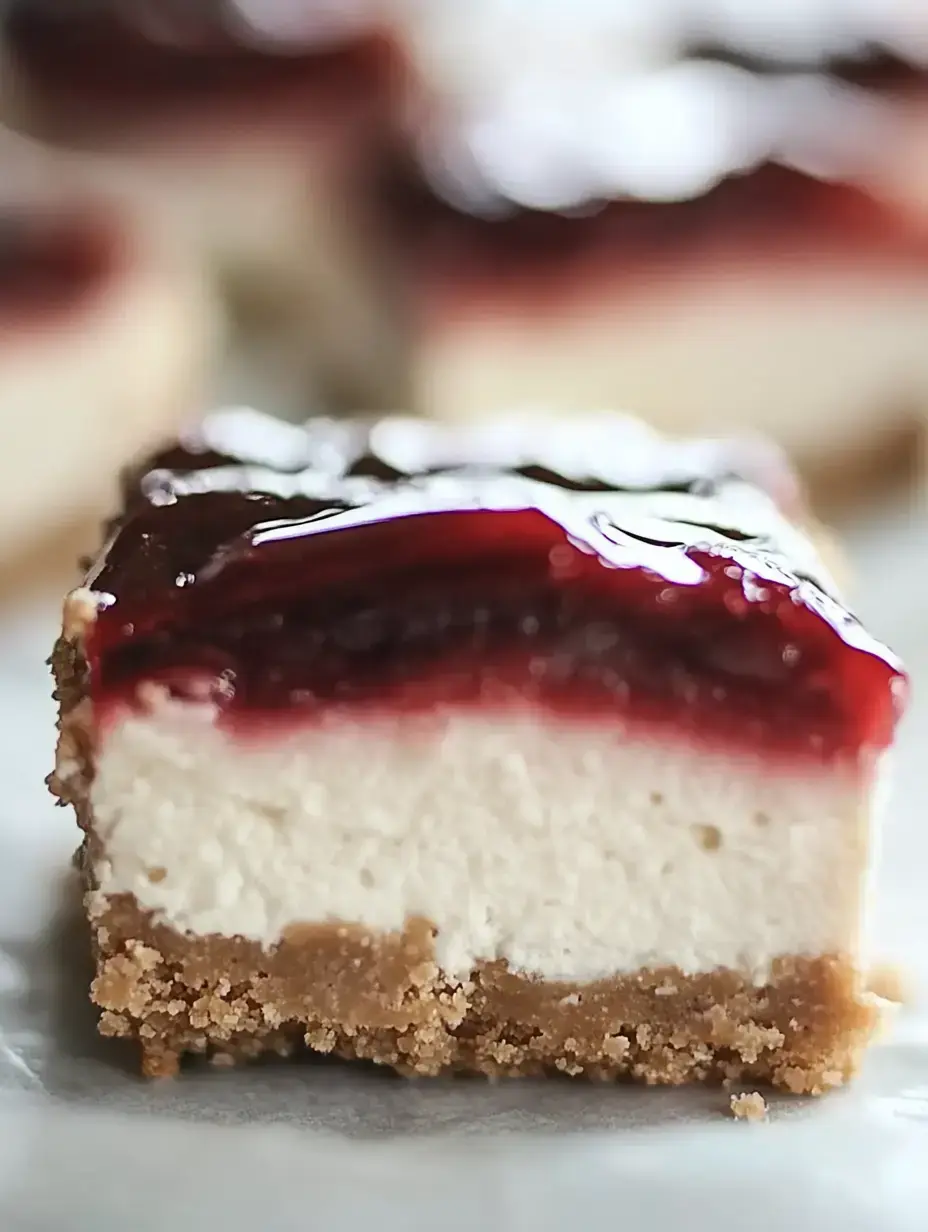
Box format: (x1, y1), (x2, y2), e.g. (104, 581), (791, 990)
(693, 824), (723, 851)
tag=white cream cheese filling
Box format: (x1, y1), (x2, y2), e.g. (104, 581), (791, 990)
(88, 700), (877, 985)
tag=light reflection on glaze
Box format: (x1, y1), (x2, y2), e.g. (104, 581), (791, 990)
(417, 61), (898, 215)
(85, 409), (905, 760)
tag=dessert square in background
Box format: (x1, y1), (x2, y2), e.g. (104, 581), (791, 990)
(0, 0), (406, 410)
(0, 129), (220, 588)
(4, 0), (928, 509)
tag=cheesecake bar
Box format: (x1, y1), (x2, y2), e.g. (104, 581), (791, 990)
(50, 409), (905, 1090)
(0, 132), (219, 566)
(381, 56), (928, 494)
(2, 1), (403, 408)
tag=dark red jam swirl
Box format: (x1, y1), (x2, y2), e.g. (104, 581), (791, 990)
(85, 413), (905, 764)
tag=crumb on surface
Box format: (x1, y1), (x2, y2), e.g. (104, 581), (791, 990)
(729, 1091), (768, 1122)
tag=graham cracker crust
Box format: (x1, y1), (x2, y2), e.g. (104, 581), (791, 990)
(48, 572), (879, 1095)
(84, 885), (876, 1092)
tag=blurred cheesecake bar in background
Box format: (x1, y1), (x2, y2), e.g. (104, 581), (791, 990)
(0, 132), (219, 577)
(5, 0), (928, 504)
(0, 0), (405, 409)
(375, 43), (928, 499)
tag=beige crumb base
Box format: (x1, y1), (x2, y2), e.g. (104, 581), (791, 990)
(86, 885), (877, 1093)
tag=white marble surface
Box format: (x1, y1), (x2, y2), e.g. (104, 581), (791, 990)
(0, 491), (926, 1231)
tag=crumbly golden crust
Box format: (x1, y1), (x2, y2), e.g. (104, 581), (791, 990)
(48, 542), (877, 1095)
(82, 888), (876, 1092)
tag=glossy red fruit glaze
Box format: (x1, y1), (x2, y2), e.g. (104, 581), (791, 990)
(86, 487), (903, 766)
(378, 43), (928, 312)
(384, 163), (928, 314)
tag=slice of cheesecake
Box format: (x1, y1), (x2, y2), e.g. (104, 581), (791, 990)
(50, 409), (905, 1089)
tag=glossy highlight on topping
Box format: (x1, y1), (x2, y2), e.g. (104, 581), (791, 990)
(85, 411), (905, 761)
(381, 55), (928, 291)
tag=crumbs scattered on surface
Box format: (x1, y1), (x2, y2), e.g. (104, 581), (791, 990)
(729, 1091), (768, 1122)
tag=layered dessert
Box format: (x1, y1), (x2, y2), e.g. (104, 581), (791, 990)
(50, 408), (905, 1090)
(0, 135), (218, 567)
(2, 0), (403, 407)
(380, 56), (928, 493)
